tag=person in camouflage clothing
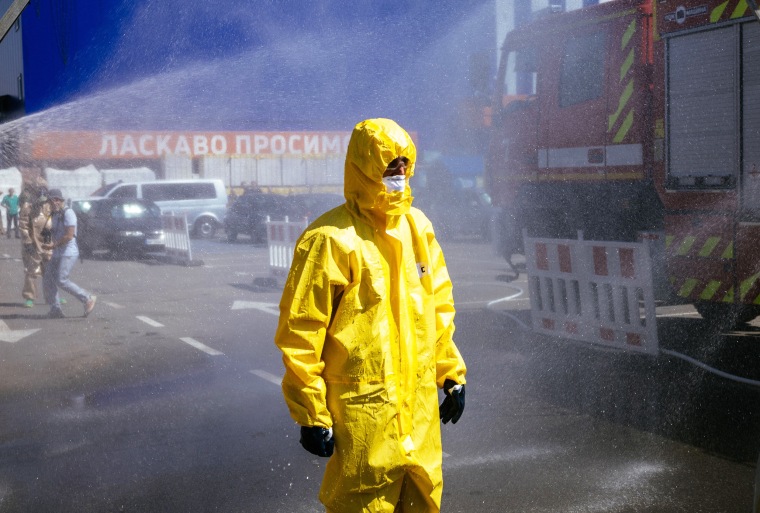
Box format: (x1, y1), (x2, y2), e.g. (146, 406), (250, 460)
(19, 177), (53, 308)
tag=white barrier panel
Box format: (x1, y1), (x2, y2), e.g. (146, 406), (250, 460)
(523, 230), (659, 355)
(266, 216), (309, 278)
(161, 213), (195, 266)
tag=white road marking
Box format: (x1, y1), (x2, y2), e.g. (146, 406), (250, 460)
(137, 316), (164, 328)
(104, 301), (124, 309)
(0, 319), (40, 344)
(231, 301), (280, 315)
(180, 337), (223, 355)
(486, 288), (526, 306)
(250, 369), (282, 386)
(458, 297), (531, 307)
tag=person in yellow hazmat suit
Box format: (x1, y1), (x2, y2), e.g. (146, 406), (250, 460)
(275, 118), (467, 513)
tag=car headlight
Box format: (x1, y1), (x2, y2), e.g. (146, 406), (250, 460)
(118, 230), (144, 237)
(144, 232), (164, 244)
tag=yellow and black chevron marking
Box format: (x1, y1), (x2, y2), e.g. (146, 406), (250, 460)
(672, 272), (760, 303)
(665, 234), (734, 259)
(664, 233), (752, 301)
(608, 18), (636, 143)
(709, 0), (750, 23)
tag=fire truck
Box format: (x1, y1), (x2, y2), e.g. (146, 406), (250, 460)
(486, 0), (760, 330)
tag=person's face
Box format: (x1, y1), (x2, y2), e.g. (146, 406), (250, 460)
(51, 197), (65, 211)
(383, 157), (409, 177)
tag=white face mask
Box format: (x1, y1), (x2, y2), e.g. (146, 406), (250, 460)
(383, 175), (406, 193)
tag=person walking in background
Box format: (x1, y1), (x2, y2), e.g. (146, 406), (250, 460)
(41, 189), (96, 319)
(19, 178), (52, 308)
(275, 118), (467, 512)
(2, 187), (20, 238)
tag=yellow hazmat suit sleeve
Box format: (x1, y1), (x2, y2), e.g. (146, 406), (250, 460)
(276, 228), (350, 428)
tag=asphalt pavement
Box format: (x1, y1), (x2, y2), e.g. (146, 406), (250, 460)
(0, 233), (757, 512)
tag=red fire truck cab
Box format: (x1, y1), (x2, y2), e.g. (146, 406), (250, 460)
(486, 0), (760, 324)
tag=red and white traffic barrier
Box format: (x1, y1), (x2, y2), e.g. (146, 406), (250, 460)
(523, 230), (658, 355)
(162, 212), (195, 266)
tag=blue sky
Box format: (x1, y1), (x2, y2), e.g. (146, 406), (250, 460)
(22, 1), (495, 149)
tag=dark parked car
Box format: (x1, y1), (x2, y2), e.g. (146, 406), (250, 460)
(224, 193), (291, 243)
(224, 192), (344, 243)
(72, 198), (165, 257)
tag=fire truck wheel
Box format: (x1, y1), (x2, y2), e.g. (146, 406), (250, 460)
(694, 302), (760, 328)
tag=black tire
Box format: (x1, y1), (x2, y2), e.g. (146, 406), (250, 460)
(694, 302), (760, 328)
(193, 216), (217, 239)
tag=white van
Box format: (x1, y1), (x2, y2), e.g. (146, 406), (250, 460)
(90, 179), (227, 238)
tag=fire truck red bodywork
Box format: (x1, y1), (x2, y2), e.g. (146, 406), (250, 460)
(486, 0), (760, 322)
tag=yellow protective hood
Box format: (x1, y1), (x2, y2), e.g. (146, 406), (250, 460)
(344, 118), (416, 227)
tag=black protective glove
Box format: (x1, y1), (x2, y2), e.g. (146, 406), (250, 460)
(299, 426), (334, 457)
(439, 379), (465, 424)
